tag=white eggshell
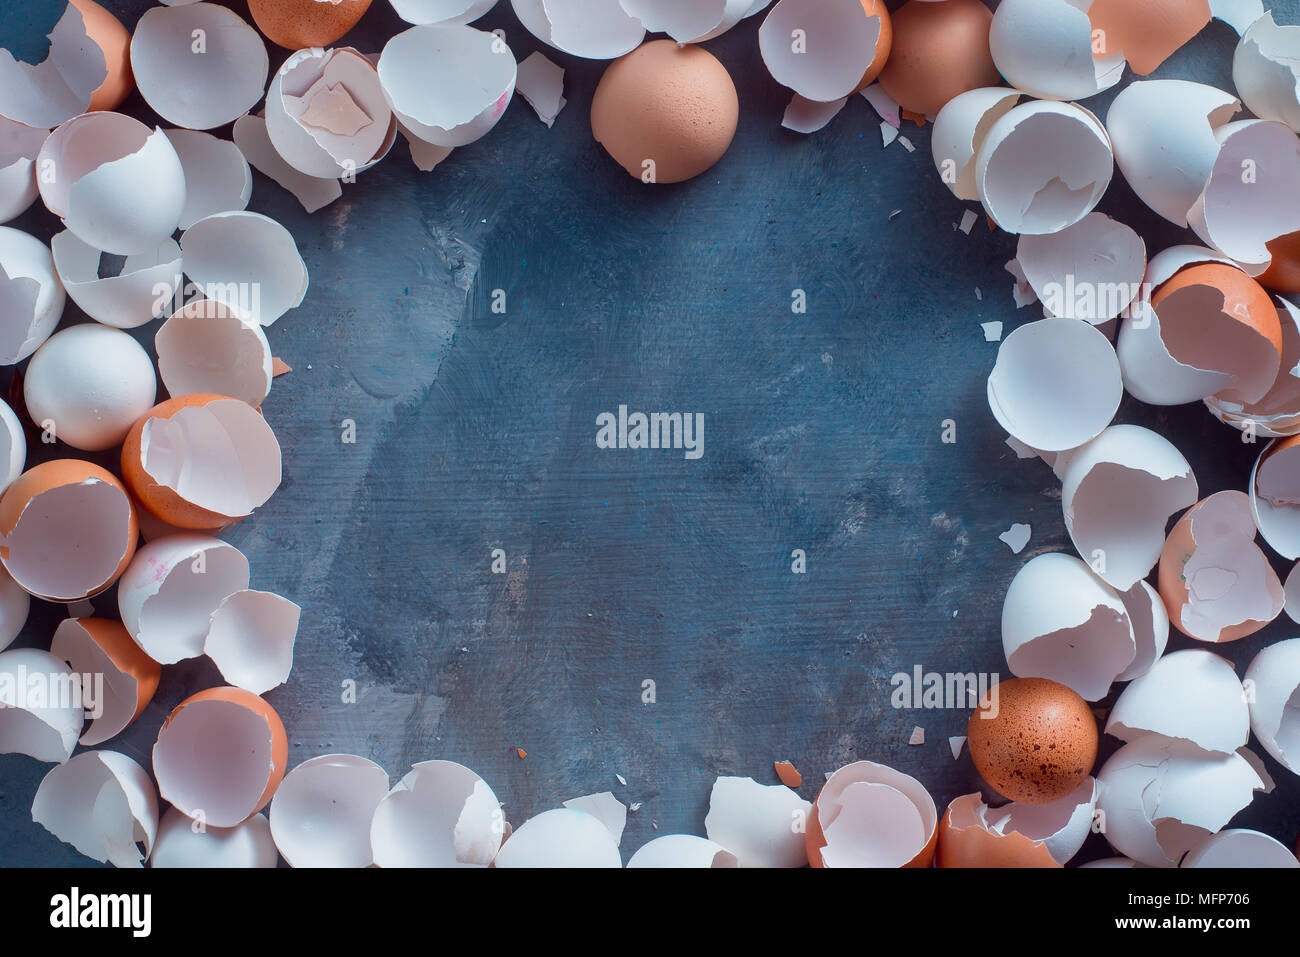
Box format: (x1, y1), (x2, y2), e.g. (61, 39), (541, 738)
(0, 396), (25, 497)
(163, 129), (252, 229)
(0, 647), (83, 762)
(1243, 637), (1300, 774)
(0, 4), (104, 128)
(623, 0), (751, 43)
(151, 807), (277, 868)
(758, 0), (885, 103)
(1015, 213), (1146, 324)
(1251, 438), (1300, 559)
(1107, 650), (1249, 754)
(704, 775), (811, 868)
(809, 761), (936, 868)
(204, 589), (299, 695)
(493, 807), (622, 867)
(156, 299), (273, 407)
(1183, 828), (1300, 867)
(390, 0), (498, 26)
(1115, 580), (1169, 682)
(179, 212), (308, 327)
(989, 0), (1124, 102)
(1233, 13), (1300, 134)
(370, 759), (504, 867)
(49, 618), (146, 746)
(0, 118), (46, 224)
(32, 750), (158, 867)
(561, 791), (627, 846)
(270, 754), (389, 867)
(232, 113), (343, 214)
(511, 0), (644, 60)
(0, 563), (28, 653)
(51, 230), (181, 330)
(627, 834), (739, 868)
(0, 225), (65, 364)
(931, 88), (1022, 202)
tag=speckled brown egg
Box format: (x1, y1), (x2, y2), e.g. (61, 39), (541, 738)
(248, 0), (372, 50)
(591, 39), (739, 185)
(967, 677), (1097, 804)
(877, 0), (1001, 117)
(70, 0), (133, 111)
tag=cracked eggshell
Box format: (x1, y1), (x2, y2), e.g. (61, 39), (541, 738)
(32, 749), (157, 867)
(164, 130), (251, 229)
(0, 3), (106, 128)
(156, 300), (273, 407)
(627, 834), (739, 868)
(37, 112), (185, 255)
(511, 0), (644, 60)
(179, 211), (308, 327)
(562, 791), (627, 847)
(0, 460), (137, 603)
(153, 686), (288, 828)
(204, 590), (299, 695)
(1234, 13), (1300, 134)
(50, 617), (160, 747)
(1158, 490), (1284, 643)
(1107, 649), (1249, 755)
(0, 225), (65, 364)
(152, 806), (277, 868)
(0, 118), (46, 223)
(233, 113), (343, 214)
(130, 3), (268, 130)
(758, 0), (891, 103)
(805, 760), (937, 868)
(0, 563), (29, 653)
(931, 87), (1021, 202)
(70, 0), (132, 111)
(1208, 298), (1300, 436)
(24, 323), (157, 451)
(379, 24), (515, 148)
(0, 398), (21, 497)
(1183, 828), (1300, 867)
(1116, 580), (1169, 682)
(989, 0), (1124, 102)
(937, 777), (1099, 867)
(117, 534), (248, 665)
(0, 648), (83, 762)
(391, 0), (495, 27)
(704, 775), (811, 868)
(1060, 425), (1198, 592)
(122, 395), (282, 530)
(876, 0), (998, 117)
(621, 0), (752, 44)
(250, 0), (374, 48)
(1252, 435), (1300, 559)
(1096, 735), (1271, 867)
(987, 317), (1122, 453)
(1002, 553), (1135, 701)
(1087, 0), (1212, 76)
(493, 807), (622, 867)
(1016, 213), (1146, 324)
(51, 231), (180, 329)
(371, 760), (503, 867)
(975, 100), (1113, 235)
(1243, 637), (1300, 774)
(270, 754), (389, 867)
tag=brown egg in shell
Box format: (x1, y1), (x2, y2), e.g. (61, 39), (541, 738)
(248, 0), (373, 50)
(877, 0), (1001, 117)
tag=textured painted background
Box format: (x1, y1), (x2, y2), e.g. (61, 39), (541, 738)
(2, 0), (1299, 866)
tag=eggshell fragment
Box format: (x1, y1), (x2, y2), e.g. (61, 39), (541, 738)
(758, 0), (890, 103)
(1060, 425), (1198, 592)
(117, 534), (249, 665)
(937, 777), (1098, 867)
(50, 617), (160, 746)
(51, 231), (180, 330)
(151, 806), (277, 868)
(1251, 435), (1300, 558)
(1158, 490), (1284, 643)
(250, 0), (374, 48)
(153, 687), (288, 827)
(1210, 0), (1265, 35)
(0, 648), (83, 762)
(0, 564), (29, 653)
(1233, 13), (1300, 134)
(1243, 637), (1300, 775)
(627, 834), (738, 868)
(24, 323), (157, 451)
(0, 3), (106, 128)
(1115, 580), (1169, 682)
(1087, 0), (1211, 77)
(1107, 650), (1249, 755)
(156, 300), (273, 407)
(1183, 828), (1300, 867)
(32, 750), (157, 867)
(204, 590), (299, 694)
(621, 0), (752, 44)
(515, 51), (565, 127)
(704, 775), (811, 868)
(0, 118), (45, 223)
(1015, 214), (1146, 324)
(562, 791), (627, 847)
(130, 3), (268, 130)
(805, 761), (937, 868)
(1208, 298), (1300, 435)
(371, 760), (504, 867)
(877, 0), (997, 117)
(782, 95), (848, 135)
(0, 226), (65, 364)
(989, 0), (1124, 102)
(179, 211), (308, 327)
(493, 807), (622, 867)
(0, 460), (138, 602)
(270, 754), (389, 867)
(932, 89), (1020, 204)
(987, 318), (1122, 453)
(164, 130), (251, 229)
(512, 0), (645, 60)
(1096, 735), (1271, 867)
(232, 113), (343, 214)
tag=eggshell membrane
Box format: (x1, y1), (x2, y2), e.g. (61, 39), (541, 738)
(204, 589), (300, 694)
(50, 617), (161, 746)
(627, 834), (738, 868)
(249, 0), (373, 49)
(151, 806), (277, 868)
(1107, 649), (1249, 755)
(758, 0), (890, 103)
(0, 118), (45, 224)
(51, 230), (181, 330)
(153, 687), (288, 827)
(1183, 828), (1300, 867)
(121, 394), (282, 530)
(69, 0), (133, 111)
(877, 0), (998, 117)
(0, 225), (66, 364)
(0, 3), (105, 128)
(591, 40), (738, 184)
(32, 749), (158, 867)
(156, 300), (273, 408)
(1087, 0), (1211, 77)
(704, 775), (811, 868)
(931, 87), (1021, 202)
(937, 780), (1102, 868)
(989, 0), (1125, 102)
(0, 459), (138, 602)
(370, 759), (504, 867)
(1251, 434), (1300, 558)
(968, 677), (1098, 804)
(805, 760), (937, 868)
(0, 563), (29, 653)
(0, 647), (83, 762)
(1243, 637), (1300, 774)
(493, 807), (622, 867)
(270, 754), (389, 867)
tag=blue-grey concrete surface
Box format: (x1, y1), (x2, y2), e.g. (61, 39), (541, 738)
(1, 0), (1298, 866)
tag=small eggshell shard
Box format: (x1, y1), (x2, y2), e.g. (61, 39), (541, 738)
(130, 3), (269, 130)
(759, 0), (891, 103)
(931, 87), (1021, 202)
(24, 323), (157, 451)
(512, 0), (645, 60)
(32, 750), (158, 867)
(0, 648), (83, 762)
(391, 0), (495, 27)
(0, 459), (138, 603)
(515, 51), (565, 127)
(50, 617), (161, 746)
(122, 395), (282, 530)
(153, 686), (289, 828)
(0, 118), (46, 224)
(1183, 828), (1300, 867)
(379, 25), (515, 148)
(782, 95), (847, 135)
(270, 754), (389, 867)
(1233, 13), (1300, 134)
(975, 100), (1114, 236)
(0, 225), (65, 364)
(1106, 649), (1249, 755)
(989, 0), (1124, 102)
(164, 130), (252, 229)
(156, 300), (273, 407)
(1060, 425), (1198, 592)
(937, 777), (1098, 867)
(0, 563), (29, 653)
(1243, 637), (1300, 774)
(232, 114), (343, 214)
(51, 231), (180, 330)
(117, 534), (249, 665)
(1252, 435), (1300, 558)
(876, 0), (997, 117)
(620, 0), (752, 44)
(180, 211), (308, 327)
(370, 760), (504, 867)
(1115, 580), (1169, 682)
(627, 834), (738, 868)
(250, 0), (374, 48)
(151, 806), (277, 868)
(805, 761), (937, 868)
(0, 3), (106, 128)
(987, 318), (1123, 453)
(1015, 214), (1146, 324)
(704, 775), (812, 868)
(561, 791), (627, 846)
(204, 590), (300, 695)
(493, 807), (622, 867)
(1158, 490), (1284, 643)
(1096, 735), (1271, 867)
(37, 112), (186, 255)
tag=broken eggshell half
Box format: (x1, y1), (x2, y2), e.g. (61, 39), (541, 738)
(1014, 213), (1146, 324)
(179, 211), (308, 327)
(988, 0), (1124, 102)
(1115, 579), (1170, 682)
(930, 87), (1021, 202)
(163, 129), (252, 230)
(936, 777), (1099, 867)
(270, 754), (389, 867)
(1243, 637), (1300, 776)
(493, 806), (622, 867)
(0, 225), (65, 365)
(511, 0), (644, 60)
(1233, 12), (1300, 134)
(50, 230), (180, 330)
(1106, 649), (1250, 756)
(370, 759), (504, 867)
(758, 0), (890, 103)
(156, 299), (274, 408)
(1250, 435), (1300, 559)
(0, 647), (83, 763)
(49, 617), (161, 747)
(151, 805), (277, 868)
(233, 112), (343, 214)
(32, 749), (158, 867)
(0, 562), (29, 653)
(0, 117), (46, 224)
(626, 834), (739, 868)
(204, 589), (300, 695)
(622, 0), (756, 45)
(806, 760), (938, 868)
(0, 2), (106, 128)
(703, 774), (811, 868)
(1182, 828), (1300, 867)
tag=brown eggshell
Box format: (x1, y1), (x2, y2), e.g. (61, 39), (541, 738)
(52, 617), (161, 745)
(877, 0), (1001, 117)
(591, 39), (739, 185)
(248, 0), (372, 50)
(805, 760), (938, 868)
(1087, 0), (1211, 76)
(1152, 263), (1283, 358)
(858, 0), (894, 90)
(70, 0), (133, 111)
(1261, 230), (1300, 294)
(936, 793), (1061, 868)
(967, 678), (1098, 805)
